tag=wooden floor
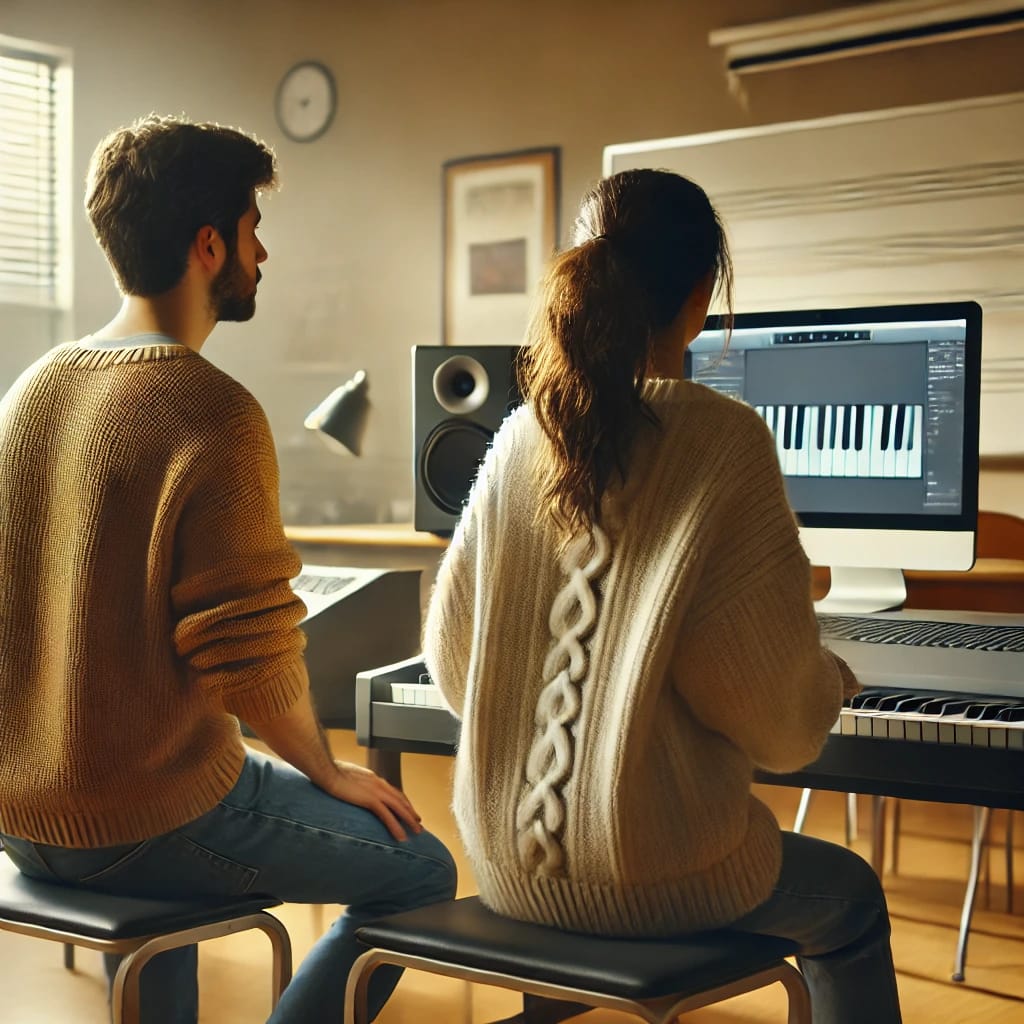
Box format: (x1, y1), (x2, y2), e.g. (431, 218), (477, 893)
(2, 730), (1022, 1023)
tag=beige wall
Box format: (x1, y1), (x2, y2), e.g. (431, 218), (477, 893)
(3, 0), (1023, 521)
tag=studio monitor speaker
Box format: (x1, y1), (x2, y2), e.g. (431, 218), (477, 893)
(413, 344), (521, 535)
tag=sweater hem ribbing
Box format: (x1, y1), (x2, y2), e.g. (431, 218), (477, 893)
(470, 802), (782, 939)
(0, 744), (246, 849)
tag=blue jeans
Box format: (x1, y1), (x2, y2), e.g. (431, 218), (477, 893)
(728, 831), (902, 1023)
(1, 749), (457, 1024)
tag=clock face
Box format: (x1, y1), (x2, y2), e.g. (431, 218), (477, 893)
(275, 61), (336, 143)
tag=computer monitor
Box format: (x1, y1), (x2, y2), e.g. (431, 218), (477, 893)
(687, 301), (982, 614)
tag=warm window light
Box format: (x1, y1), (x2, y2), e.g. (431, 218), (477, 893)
(304, 369), (370, 456)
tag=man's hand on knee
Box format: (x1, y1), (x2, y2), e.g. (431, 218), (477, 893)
(319, 760), (424, 842)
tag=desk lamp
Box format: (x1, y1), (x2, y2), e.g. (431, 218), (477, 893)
(304, 369), (371, 456)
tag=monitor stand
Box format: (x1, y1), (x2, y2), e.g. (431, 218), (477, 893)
(814, 566), (907, 615)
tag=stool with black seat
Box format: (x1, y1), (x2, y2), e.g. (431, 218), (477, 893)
(344, 896), (811, 1024)
(0, 855), (292, 1024)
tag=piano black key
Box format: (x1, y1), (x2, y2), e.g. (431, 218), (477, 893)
(854, 404), (865, 451)
(829, 406), (838, 449)
(892, 695), (934, 712)
(873, 692), (919, 711)
(855, 692), (889, 710)
(965, 702), (1014, 720)
(795, 405), (805, 449)
(996, 706), (1024, 722)
(849, 691), (875, 709)
(782, 406), (792, 449)
(918, 698), (974, 716)
(906, 405), (915, 451)
(894, 404), (906, 449)
(880, 404), (892, 450)
(841, 405), (851, 449)
(817, 405), (826, 449)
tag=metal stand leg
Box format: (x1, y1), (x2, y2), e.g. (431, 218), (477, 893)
(793, 788), (814, 833)
(367, 748), (403, 789)
(845, 792), (859, 845)
(891, 799), (902, 876)
(63, 943), (75, 970)
(953, 805), (990, 982)
(871, 796), (887, 878)
(1007, 811), (1015, 915)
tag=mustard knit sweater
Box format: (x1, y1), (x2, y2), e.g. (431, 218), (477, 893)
(424, 378), (850, 938)
(0, 338), (308, 848)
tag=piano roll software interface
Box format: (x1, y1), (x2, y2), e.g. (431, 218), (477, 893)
(688, 305), (977, 523)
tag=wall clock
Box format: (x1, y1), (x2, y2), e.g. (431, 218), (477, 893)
(275, 61), (336, 143)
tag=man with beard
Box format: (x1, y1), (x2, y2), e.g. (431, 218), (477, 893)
(0, 115), (456, 1024)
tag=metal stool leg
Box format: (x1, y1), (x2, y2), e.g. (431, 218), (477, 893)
(110, 911), (292, 1023)
(953, 805), (990, 982)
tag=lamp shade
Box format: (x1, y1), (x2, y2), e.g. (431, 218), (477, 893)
(304, 370), (370, 456)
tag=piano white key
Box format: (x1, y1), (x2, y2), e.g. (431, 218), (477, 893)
(908, 405), (923, 478)
(832, 406), (847, 477)
(783, 406), (799, 477)
(807, 406), (821, 477)
(855, 405), (871, 478)
(820, 405), (834, 478)
(882, 403), (898, 478)
(773, 404), (787, 470)
(795, 407), (810, 477)
(893, 404), (910, 478)
(841, 406), (857, 479)
(869, 404), (885, 477)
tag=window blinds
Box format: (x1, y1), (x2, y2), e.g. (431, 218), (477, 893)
(0, 49), (58, 304)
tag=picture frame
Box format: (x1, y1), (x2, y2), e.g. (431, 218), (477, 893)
(442, 146), (560, 346)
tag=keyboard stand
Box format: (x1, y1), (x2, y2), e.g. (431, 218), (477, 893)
(356, 656), (458, 789)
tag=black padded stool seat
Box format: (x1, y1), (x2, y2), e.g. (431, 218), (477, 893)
(345, 896), (812, 1024)
(0, 855), (292, 1024)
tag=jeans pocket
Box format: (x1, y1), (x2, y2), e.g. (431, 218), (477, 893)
(78, 832), (259, 899)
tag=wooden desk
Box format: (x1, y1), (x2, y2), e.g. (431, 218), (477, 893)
(285, 524), (449, 610)
(285, 523), (448, 553)
(287, 524), (1024, 615)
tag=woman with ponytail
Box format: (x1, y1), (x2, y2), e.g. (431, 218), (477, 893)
(424, 169), (902, 1023)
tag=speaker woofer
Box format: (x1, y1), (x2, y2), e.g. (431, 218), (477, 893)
(420, 420), (493, 515)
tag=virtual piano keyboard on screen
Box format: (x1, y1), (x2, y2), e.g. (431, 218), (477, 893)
(755, 402), (923, 478)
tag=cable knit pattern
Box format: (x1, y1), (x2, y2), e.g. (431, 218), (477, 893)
(0, 338), (309, 848)
(516, 526), (611, 876)
(424, 380), (849, 938)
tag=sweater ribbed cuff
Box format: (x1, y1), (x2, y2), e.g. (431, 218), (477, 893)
(223, 659), (309, 722)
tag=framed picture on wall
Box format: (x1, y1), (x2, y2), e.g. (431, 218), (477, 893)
(442, 146), (560, 346)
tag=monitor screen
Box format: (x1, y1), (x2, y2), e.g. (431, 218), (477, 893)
(687, 301), (982, 612)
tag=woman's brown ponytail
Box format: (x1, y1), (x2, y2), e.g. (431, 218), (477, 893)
(519, 169), (733, 543)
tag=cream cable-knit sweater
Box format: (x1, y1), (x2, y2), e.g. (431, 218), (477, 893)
(0, 338), (308, 848)
(424, 378), (850, 938)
